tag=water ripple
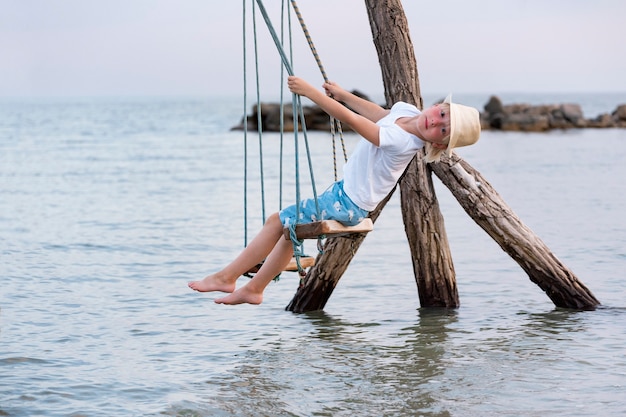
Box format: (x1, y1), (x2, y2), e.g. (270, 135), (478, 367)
(2, 98), (625, 416)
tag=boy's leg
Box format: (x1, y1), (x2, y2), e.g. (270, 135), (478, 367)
(215, 237), (294, 305)
(188, 212), (284, 293)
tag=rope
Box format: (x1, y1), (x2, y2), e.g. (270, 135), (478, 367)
(288, 0), (327, 81)
(254, 0), (324, 276)
(278, 0), (289, 210)
(242, 0), (248, 246)
(254, 0), (294, 75)
(252, 0), (267, 224)
(243, 0), (268, 248)
(250, 0), (352, 276)
(287, 0), (343, 259)
(289, 0), (349, 180)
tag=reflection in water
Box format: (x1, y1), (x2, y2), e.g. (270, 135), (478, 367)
(521, 308), (588, 338)
(428, 306), (626, 416)
(189, 309), (459, 417)
(379, 309), (460, 417)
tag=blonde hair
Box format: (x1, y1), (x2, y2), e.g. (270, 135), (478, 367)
(424, 142), (447, 163)
(423, 102), (450, 163)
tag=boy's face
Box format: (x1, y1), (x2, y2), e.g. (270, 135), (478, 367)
(418, 104), (450, 149)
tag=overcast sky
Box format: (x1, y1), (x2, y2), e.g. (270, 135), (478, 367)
(2, 0), (625, 98)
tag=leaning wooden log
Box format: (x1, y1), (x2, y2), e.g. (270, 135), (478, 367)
(430, 153), (600, 310)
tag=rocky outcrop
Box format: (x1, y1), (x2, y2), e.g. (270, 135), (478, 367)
(233, 94), (626, 132)
(232, 102), (338, 132)
(481, 96), (626, 131)
(231, 90), (368, 132)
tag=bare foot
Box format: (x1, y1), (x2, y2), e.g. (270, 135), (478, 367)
(215, 285), (263, 305)
(188, 272), (236, 293)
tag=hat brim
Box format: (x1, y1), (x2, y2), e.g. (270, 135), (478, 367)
(443, 94), (456, 156)
(444, 94), (481, 156)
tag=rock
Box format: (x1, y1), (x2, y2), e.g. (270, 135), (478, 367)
(482, 96), (505, 129)
(587, 113), (614, 128)
(233, 93), (626, 132)
(231, 91), (370, 132)
(560, 103), (584, 125)
(483, 95), (504, 115)
(481, 96), (625, 131)
(500, 113), (551, 132)
(613, 104), (626, 121)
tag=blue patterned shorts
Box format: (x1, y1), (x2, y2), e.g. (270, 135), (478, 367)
(279, 180), (368, 227)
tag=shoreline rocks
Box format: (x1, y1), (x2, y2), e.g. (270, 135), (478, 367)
(233, 94), (626, 132)
(481, 96), (626, 131)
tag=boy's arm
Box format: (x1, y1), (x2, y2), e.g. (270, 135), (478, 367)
(288, 76), (381, 146)
(324, 81), (389, 123)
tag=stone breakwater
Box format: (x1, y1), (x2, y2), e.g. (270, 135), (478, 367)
(233, 94), (626, 132)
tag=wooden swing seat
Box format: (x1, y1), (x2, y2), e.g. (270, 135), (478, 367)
(246, 256), (316, 275)
(285, 256), (316, 271)
(283, 218), (374, 241)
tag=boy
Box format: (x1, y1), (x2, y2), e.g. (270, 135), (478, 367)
(188, 76), (480, 305)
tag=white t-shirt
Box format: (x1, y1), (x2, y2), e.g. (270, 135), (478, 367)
(342, 102), (425, 211)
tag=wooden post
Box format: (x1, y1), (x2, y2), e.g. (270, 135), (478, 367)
(286, 0), (600, 312)
(287, 0), (459, 311)
(366, 0), (460, 307)
(399, 153), (459, 307)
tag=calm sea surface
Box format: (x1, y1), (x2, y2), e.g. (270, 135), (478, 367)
(1, 94), (625, 416)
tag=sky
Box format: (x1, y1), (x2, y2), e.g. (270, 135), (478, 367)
(2, 0), (625, 98)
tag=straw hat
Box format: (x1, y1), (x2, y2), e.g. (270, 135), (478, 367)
(444, 94), (481, 156)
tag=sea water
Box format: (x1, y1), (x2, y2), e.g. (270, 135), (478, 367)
(1, 94), (625, 416)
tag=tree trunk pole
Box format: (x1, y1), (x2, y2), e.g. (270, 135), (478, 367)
(399, 153), (460, 307)
(286, 0), (599, 312)
(366, 0), (460, 308)
(364, 0), (422, 109)
(287, 0), (459, 311)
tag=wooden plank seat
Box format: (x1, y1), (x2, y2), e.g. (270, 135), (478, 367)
(284, 256), (316, 271)
(246, 256), (316, 275)
(283, 218), (374, 241)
